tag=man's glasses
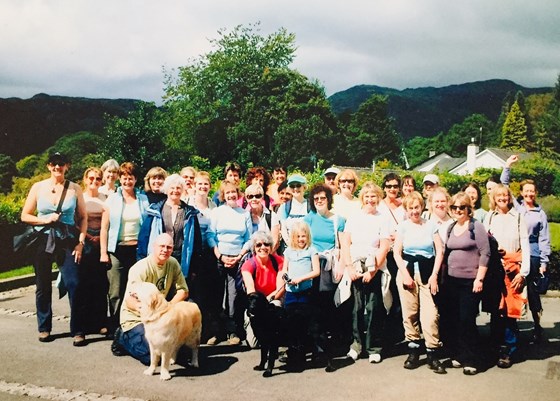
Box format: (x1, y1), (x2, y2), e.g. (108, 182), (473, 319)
(384, 184), (399, 189)
(450, 205), (468, 211)
(246, 194), (263, 200)
(255, 242), (271, 248)
(313, 196), (327, 202)
(289, 183), (302, 189)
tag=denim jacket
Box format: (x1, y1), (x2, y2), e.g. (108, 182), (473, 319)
(106, 188), (149, 253)
(137, 199), (202, 279)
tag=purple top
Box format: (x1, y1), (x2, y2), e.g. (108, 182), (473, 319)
(446, 219), (490, 279)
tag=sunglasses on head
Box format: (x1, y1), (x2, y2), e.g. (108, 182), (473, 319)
(246, 193), (263, 200)
(384, 184), (399, 189)
(450, 205), (468, 211)
(289, 183), (302, 188)
(255, 242), (271, 248)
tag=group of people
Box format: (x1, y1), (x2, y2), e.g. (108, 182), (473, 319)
(21, 151), (551, 376)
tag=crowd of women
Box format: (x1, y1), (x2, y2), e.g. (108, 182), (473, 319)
(22, 151), (551, 376)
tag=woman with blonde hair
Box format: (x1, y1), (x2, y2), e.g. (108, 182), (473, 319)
(143, 166), (168, 204)
(81, 167), (109, 336)
(393, 191), (446, 374)
(484, 184), (530, 368)
(341, 181), (391, 363)
(332, 169), (361, 219)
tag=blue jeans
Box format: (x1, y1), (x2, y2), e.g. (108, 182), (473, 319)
(33, 236), (86, 336)
(119, 324), (151, 366)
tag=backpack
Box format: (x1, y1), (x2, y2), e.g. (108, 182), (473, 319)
(445, 217), (505, 313)
(240, 255), (279, 293)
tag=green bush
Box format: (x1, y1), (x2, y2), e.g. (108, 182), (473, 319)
(0, 195), (23, 225)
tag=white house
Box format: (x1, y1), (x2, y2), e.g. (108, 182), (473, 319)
(413, 139), (532, 175)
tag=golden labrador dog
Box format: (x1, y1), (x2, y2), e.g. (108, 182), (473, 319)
(133, 282), (202, 380)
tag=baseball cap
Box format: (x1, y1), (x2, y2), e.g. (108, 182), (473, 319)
(323, 167), (340, 176)
(423, 174), (439, 185)
(287, 174), (307, 185)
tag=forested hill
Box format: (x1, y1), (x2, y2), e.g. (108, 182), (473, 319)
(0, 94), (139, 159)
(328, 79), (552, 139)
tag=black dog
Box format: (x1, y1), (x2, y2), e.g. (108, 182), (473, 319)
(246, 292), (290, 377)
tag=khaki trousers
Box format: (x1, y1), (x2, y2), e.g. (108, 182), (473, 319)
(396, 270), (441, 349)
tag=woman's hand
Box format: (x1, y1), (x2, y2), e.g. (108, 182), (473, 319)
(472, 279), (483, 293)
(362, 270), (375, 283)
(100, 252), (109, 263)
(428, 274), (438, 295)
(511, 273), (525, 292)
(44, 212), (61, 224)
(402, 273), (415, 290)
(222, 255), (239, 268)
(72, 243), (83, 263)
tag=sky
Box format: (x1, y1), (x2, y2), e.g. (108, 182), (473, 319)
(1, 0), (559, 103)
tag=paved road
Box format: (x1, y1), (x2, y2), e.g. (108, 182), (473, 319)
(1, 285), (559, 401)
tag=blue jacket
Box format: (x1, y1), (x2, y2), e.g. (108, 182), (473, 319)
(106, 188), (150, 253)
(137, 200), (202, 279)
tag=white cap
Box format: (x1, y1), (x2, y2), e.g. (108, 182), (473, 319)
(423, 174), (439, 184)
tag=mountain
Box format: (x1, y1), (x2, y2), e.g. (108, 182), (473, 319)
(328, 79), (552, 139)
(0, 94), (140, 160)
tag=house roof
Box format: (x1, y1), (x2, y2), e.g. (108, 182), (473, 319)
(414, 147), (533, 174)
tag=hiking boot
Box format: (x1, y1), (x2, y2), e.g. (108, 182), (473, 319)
(426, 350), (447, 374)
(403, 351), (420, 369)
(497, 354), (512, 369)
(111, 327), (127, 357)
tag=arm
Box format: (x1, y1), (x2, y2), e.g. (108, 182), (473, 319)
(72, 184), (88, 263)
(241, 270), (256, 294)
(339, 231), (358, 281)
(428, 232), (444, 295)
(473, 221), (490, 293)
(511, 214), (531, 290)
(363, 238), (390, 284)
(99, 204), (110, 262)
(169, 289), (188, 305)
(538, 210), (551, 272)
(393, 232), (414, 289)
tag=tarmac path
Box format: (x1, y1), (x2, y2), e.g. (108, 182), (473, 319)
(1, 285), (559, 401)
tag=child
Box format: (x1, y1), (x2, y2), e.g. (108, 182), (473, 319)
(278, 221), (320, 371)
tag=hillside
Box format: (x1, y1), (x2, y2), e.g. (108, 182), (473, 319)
(328, 79), (552, 139)
(0, 94), (140, 160)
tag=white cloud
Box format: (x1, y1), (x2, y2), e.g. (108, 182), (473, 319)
(0, 0), (558, 101)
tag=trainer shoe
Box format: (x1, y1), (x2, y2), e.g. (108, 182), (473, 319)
(206, 336), (219, 346)
(227, 334), (241, 345)
(369, 353), (382, 363)
(347, 348), (359, 361)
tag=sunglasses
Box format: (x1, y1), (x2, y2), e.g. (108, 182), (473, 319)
(289, 183), (302, 189)
(384, 184), (399, 189)
(87, 176), (102, 182)
(246, 193), (263, 200)
(313, 196), (327, 202)
(450, 205), (468, 211)
(339, 179), (355, 184)
(255, 242), (271, 248)
(49, 162), (66, 167)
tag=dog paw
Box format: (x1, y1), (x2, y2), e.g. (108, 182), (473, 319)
(143, 368), (155, 376)
(160, 371), (172, 381)
(263, 370), (273, 378)
(170, 358), (176, 365)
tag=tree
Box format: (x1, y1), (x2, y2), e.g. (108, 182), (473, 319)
(163, 24), (338, 170)
(441, 114), (495, 156)
(404, 136), (439, 168)
(0, 154), (16, 194)
(501, 101), (528, 151)
(346, 94), (402, 166)
(101, 102), (172, 176)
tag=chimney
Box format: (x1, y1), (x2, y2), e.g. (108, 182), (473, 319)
(429, 150), (436, 158)
(467, 137), (479, 174)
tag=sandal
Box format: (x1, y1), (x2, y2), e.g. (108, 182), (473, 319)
(73, 335), (86, 347)
(38, 332), (52, 343)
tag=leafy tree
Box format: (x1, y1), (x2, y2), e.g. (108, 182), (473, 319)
(441, 114), (495, 156)
(49, 131), (104, 182)
(405, 136), (439, 168)
(500, 101), (528, 151)
(101, 102), (172, 176)
(163, 24), (336, 170)
(16, 154), (42, 178)
(495, 91), (515, 143)
(346, 94), (402, 166)
(0, 154), (17, 194)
